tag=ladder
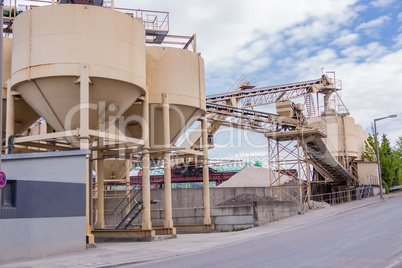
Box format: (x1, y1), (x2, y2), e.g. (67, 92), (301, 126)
(110, 187), (144, 230)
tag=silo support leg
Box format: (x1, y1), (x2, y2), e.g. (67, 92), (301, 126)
(141, 150), (153, 232)
(5, 80), (14, 152)
(162, 93), (175, 235)
(163, 152), (176, 235)
(95, 155), (105, 229)
(141, 95), (153, 234)
(80, 64), (95, 245)
(202, 117), (213, 228)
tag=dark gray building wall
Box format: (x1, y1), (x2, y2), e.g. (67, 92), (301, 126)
(0, 151), (89, 264)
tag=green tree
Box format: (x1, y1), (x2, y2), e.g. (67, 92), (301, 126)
(362, 133), (377, 162)
(379, 134), (394, 192)
(394, 137), (402, 186)
(362, 133), (401, 193)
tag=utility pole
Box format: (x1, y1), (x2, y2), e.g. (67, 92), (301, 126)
(374, 114), (398, 199)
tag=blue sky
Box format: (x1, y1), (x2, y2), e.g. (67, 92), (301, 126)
(20, 0), (402, 160)
(119, 0), (401, 160)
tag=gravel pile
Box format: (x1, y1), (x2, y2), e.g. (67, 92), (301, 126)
(217, 193), (278, 206)
(303, 200), (331, 210)
(217, 165), (292, 187)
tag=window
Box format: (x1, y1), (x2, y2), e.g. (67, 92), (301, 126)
(1, 180), (16, 207)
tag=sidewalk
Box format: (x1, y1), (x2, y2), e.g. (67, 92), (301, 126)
(2, 192), (401, 268)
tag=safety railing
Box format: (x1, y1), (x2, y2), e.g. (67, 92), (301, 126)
(109, 186), (142, 229)
(307, 185), (373, 210)
(113, 7), (169, 32)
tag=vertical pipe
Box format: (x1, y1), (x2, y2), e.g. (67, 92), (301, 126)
(5, 80), (14, 152)
(80, 64), (92, 237)
(268, 138), (273, 197)
(162, 93), (173, 229)
(297, 138), (303, 209)
(125, 159), (131, 216)
(141, 94), (152, 230)
(201, 116), (211, 225)
(305, 153), (311, 206)
(80, 64), (90, 150)
(111, 0), (114, 9)
(193, 34), (197, 53)
(96, 152), (105, 228)
(277, 140), (281, 201)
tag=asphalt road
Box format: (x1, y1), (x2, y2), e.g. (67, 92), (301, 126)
(130, 197), (402, 268)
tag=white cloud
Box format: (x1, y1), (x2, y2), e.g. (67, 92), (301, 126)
(393, 33), (402, 48)
(122, 0), (360, 91)
(331, 32), (360, 47)
(356, 15), (391, 37)
(116, 0), (401, 151)
(340, 42), (387, 60)
(398, 12), (402, 22)
(370, 0), (396, 7)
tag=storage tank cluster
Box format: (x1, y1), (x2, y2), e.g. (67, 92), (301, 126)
(324, 115), (368, 161)
(3, 2), (211, 239)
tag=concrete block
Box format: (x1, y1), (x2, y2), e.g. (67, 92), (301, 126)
(214, 224), (234, 232)
(173, 208), (196, 218)
(214, 215), (254, 225)
(233, 224), (254, 230)
(176, 217), (198, 225)
(152, 219), (164, 226)
(211, 206), (253, 217)
(253, 201), (299, 226)
(232, 206), (253, 216)
(195, 208), (204, 217)
(151, 210), (162, 219)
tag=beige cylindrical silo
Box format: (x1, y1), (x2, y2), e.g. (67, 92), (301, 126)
(343, 116), (358, 158)
(11, 4), (146, 132)
(3, 37), (39, 140)
(355, 124), (364, 160)
(121, 46), (206, 146)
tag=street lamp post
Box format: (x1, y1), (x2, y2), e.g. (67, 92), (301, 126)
(374, 114), (398, 199)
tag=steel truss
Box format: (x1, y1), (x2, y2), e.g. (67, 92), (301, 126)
(206, 103), (302, 134)
(267, 133), (313, 208)
(206, 76), (339, 108)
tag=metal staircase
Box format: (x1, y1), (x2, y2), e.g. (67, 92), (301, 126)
(110, 187), (143, 230)
(304, 137), (358, 185)
(305, 137), (350, 182)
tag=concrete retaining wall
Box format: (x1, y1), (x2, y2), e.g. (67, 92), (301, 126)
(105, 187), (271, 214)
(104, 187), (272, 227)
(105, 188), (299, 231)
(211, 205), (254, 231)
(253, 201), (299, 226)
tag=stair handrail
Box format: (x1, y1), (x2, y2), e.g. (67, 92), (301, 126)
(116, 189), (142, 219)
(109, 186), (139, 216)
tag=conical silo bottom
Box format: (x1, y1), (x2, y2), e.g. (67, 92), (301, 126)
(119, 103), (204, 148)
(15, 76), (144, 132)
(2, 98), (40, 139)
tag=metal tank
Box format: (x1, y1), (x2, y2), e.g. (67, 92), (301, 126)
(343, 116), (358, 158)
(2, 36), (39, 139)
(10, 4), (146, 133)
(324, 115), (360, 159)
(121, 46), (206, 147)
(355, 124), (364, 160)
